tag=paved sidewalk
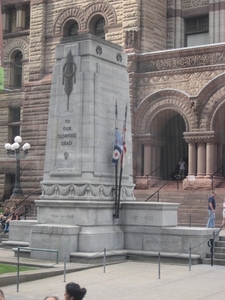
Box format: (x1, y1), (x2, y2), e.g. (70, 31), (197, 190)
(1, 229), (225, 300)
(2, 261), (225, 300)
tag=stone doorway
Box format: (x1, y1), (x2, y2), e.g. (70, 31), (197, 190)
(160, 114), (188, 180)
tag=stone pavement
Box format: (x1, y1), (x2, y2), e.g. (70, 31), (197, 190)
(0, 245), (225, 300)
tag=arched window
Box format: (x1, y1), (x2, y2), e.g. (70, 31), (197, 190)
(10, 50), (23, 88)
(88, 15), (106, 39)
(94, 17), (105, 39)
(63, 20), (79, 37)
(69, 22), (79, 36)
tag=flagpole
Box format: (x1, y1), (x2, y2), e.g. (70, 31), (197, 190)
(117, 104), (127, 218)
(114, 102), (118, 218)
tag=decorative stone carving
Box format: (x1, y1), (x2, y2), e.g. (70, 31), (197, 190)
(139, 51), (225, 73)
(62, 50), (76, 111)
(182, 0), (209, 9)
(41, 184), (135, 200)
(125, 30), (139, 50)
(96, 45), (102, 55)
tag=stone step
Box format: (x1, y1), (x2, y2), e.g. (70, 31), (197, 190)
(202, 258), (225, 266)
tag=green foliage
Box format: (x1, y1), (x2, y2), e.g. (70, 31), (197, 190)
(0, 263), (37, 274)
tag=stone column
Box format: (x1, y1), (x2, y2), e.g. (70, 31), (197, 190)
(144, 145), (151, 176)
(220, 1), (225, 42)
(217, 143), (223, 176)
(197, 143), (206, 177)
(156, 145), (161, 176)
(136, 144), (143, 176)
(16, 4), (23, 31)
(151, 145), (156, 175)
(188, 143), (197, 176)
(2, 7), (9, 33)
(206, 142), (215, 176)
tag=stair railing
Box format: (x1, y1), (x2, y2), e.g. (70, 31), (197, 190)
(146, 166), (161, 178)
(210, 166), (223, 190)
(208, 224), (225, 266)
(2, 189), (41, 221)
(145, 177), (175, 202)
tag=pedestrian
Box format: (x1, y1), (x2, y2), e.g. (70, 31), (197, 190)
(64, 282), (87, 300)
(11, 206), (20, 220)
(222, 200), (225, 228)
(44, 297), (59, 300)
(0, 289), (5, 300)
(179, 158), (187, 179)
(206, 191), (216, 228)
(2, 207), (11, 234)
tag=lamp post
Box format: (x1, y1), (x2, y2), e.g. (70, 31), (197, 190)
(5, 136), (31, 198)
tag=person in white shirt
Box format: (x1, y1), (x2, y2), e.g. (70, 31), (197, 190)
(222, 201), (225, 228)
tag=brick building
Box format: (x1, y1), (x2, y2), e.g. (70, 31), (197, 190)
(1, 0), (225, 202)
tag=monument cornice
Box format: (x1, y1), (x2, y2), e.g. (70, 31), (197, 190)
(183, 131), (221, 143)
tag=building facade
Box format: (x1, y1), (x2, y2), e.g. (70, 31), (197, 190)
(1, 0), (225, 202)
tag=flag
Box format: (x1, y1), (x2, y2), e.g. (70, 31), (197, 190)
(112, 128), (123, 165)
(120, 108), (127, 167)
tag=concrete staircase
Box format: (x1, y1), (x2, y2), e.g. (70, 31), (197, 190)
(203, 235), (225, 265)
(134, 181), (224, 228)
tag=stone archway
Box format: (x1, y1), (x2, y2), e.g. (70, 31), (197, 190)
(133, 89), (193, 186)
(160, 113), (187, 180)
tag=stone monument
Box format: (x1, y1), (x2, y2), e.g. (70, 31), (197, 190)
(6, 34), (213, 265)
(29, 34), (135, 260)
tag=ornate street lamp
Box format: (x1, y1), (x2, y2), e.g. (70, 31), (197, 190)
(4, 136), (31, 198)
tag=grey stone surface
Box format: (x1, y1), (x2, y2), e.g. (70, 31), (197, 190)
(41, 34), (134, 201)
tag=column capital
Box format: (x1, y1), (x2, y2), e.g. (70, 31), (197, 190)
(183, 131), (221, 143)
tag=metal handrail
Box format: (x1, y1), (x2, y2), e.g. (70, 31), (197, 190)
(145, 179), (171, 202)
(1, 189), (41, 223)
(210, 166), (223, 190)
(146, 166), (161, 178)
(17, 246), (59, 292)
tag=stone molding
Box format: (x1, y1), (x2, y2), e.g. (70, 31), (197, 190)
(41, 183), (135, 200)
(133, 134), (165, 146)
(128, 44), (225, 73)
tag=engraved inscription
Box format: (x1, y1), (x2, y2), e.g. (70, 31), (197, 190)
(57, 119), (76, 146)
(130, 215), (154, 221)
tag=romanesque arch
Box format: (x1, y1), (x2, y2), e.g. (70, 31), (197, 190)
(134, 89), (197, 135)
(133, 89), (196, 181)
(198, 72), (225, 131)
(3, 38), (29, 62)
(53, 8), (85, 35)
(84, 2), (117, 27)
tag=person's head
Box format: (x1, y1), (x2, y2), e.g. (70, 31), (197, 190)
(4, 207), (9, 213)
(44, 296), (59, 300)
(0, 289), (5, 300)
(64, 282), (87, 300)
(11, 207), (16, 212)
(212, 191), (216, 196)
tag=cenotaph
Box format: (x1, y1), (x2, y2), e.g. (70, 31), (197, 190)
(29, 34), (135, 260)
(7, 35), (212, 264)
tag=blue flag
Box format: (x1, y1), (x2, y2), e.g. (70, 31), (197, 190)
(112, 128), (123, 165)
